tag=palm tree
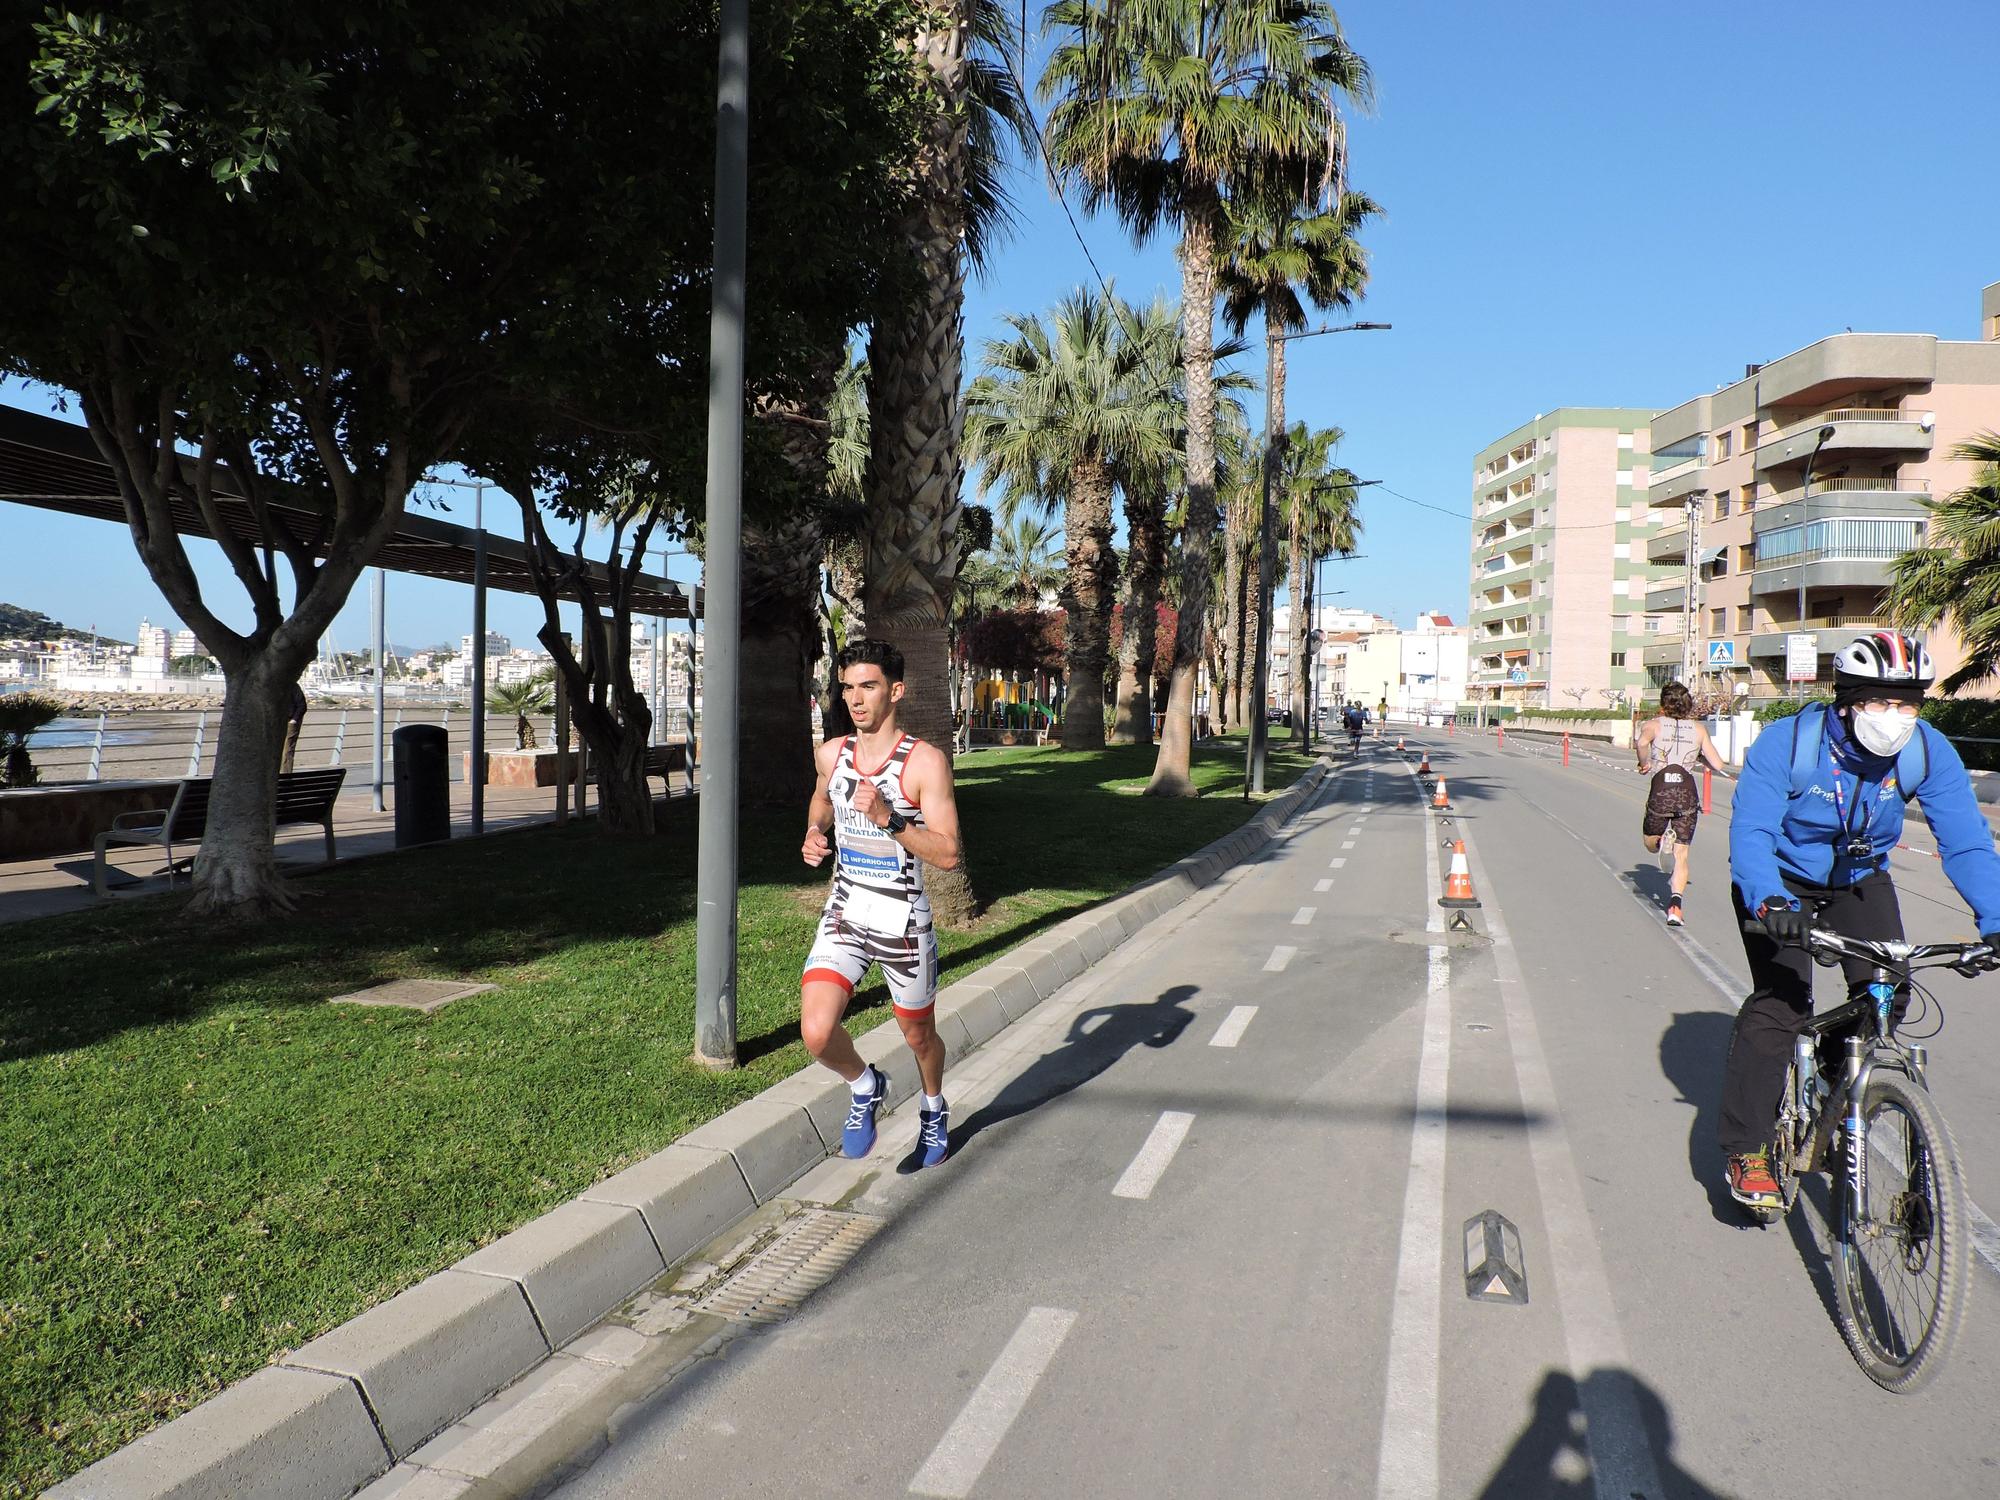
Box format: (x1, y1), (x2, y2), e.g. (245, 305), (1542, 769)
(487, 673), (555, 751)
(1043, 0), (1373, 795)
(965, 288), (1182, 749)
(862, 0), (1032, 924)
(1888, 434), (2000, 690)
(1217, 180), (1379, 731)
(1273, 422), (1361, 737)
(987, 513), (1064, 605)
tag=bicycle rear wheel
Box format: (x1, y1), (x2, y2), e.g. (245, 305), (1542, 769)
(1833, 1070), (1969, 1393)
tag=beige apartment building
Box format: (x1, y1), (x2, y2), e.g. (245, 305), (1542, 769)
(1642, 283), (2000, 699)
(1467, 409), (1670, 706)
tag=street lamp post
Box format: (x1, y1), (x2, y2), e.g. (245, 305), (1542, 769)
(1245, 320), (1390, 798)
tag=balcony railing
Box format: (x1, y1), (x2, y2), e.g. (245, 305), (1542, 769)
(1806, 476), (1929, 495)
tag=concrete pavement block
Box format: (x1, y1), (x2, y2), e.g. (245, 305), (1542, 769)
(353, 1466), (474, 1500)
(1048, 934), (1089, 982)
(1107, 893), (1154, 936)
(46, 1366), (387, 1500)
(939, 982), (1009, 1049)
(759, 1068), (857, 1161)
(580, 1143), (757, 1270)
(457, 1199), (664, 1350)
(1070, 910), (1120, 963)
(680, 1095), (828, 1203)
(855, 1024), (923, 1107)
(1012, 943), (1071, 1000)
(283, 1270), (547, 1461)
(979, 964), (1045, 1021)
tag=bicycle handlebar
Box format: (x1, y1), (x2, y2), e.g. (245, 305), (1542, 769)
(1804, 929), (1999, 976)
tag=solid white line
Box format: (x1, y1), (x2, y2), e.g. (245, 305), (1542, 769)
(1341, 840), (1357, 850)
(1112, 1110), (1196, 1199)
(1315, 878), (1334, 893)
(1375, 766), (1451, 1500)
(1263, 945), (1296, 972)
(1292, 906), (1317, 926)
(1328, 857), (1347, 869)
(1458, 833), (1666, 1500)
(909, 1306), (1078, 1498)
(1209, 1005), (1257, 1048)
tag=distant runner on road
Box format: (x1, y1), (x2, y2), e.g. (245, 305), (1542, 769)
(801, 639), (963, 1168)
(1635, 681), (1727, 927)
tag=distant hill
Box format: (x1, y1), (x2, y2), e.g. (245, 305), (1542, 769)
(0, 603), (129, 646)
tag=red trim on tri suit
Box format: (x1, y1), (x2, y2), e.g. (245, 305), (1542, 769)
(852, 732), (912, 778)
(892, 999), (937, 1019)
(802, 967), (855, 996)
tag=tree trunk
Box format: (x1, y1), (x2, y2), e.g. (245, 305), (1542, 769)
(187, 664), (293, 916)
(741, 515), (824, 809)
(1287, 509), (1311, 743)
(1111, 489), (1166, 746)
(1145, 203), (1222, 797)
(1060, 455), (1116, 751)
(861, 0), (978, 923)
(1238, 547), (1261, 727)
(1220, 496), (1246, 735)
(592, 731), (655, 833)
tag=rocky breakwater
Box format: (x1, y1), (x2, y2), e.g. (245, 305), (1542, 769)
(54, 691), (226, 715)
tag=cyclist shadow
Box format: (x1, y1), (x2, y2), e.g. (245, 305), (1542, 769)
(1477, 1367), (1736, 1498)
(911, 982), (1197, 1172)
(1659, 1010), (1760, 1229)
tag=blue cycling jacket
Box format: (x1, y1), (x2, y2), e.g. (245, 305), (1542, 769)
(1729, 708), (2000, 932)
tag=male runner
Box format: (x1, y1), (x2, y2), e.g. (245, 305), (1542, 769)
(801, 639), (963, 1167)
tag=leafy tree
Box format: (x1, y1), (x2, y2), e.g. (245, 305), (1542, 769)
(0, 691), (61, 786)
(0, 1), (914, 910)
(987, 513), (1064, 605)
(862, 0), (1033, 924)
(965, 287), (1183, 748)
(1042, 0), (1372, 794)
(487, 673), (554, 751)
(1272, 422), (1361, 738)
(169, 653), (217, 676)
(1888, 433), (2000, 692)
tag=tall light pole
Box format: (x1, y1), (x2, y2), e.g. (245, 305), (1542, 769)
(1246, 320), (1390, 797)
(695, 0), (747, 1069)
(1793, 423), (1837, 703)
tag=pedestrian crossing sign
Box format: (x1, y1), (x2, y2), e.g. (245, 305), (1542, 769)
(1707, 641), (1735, 667)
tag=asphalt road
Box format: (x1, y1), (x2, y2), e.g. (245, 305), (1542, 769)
(531, 730), (2000, 1499)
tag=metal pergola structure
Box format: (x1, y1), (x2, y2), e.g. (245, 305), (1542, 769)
(0, 403), (704, 830)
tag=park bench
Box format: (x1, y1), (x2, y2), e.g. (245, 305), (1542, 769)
(92, 766), (348, 896)
(641, 741), (693, 796)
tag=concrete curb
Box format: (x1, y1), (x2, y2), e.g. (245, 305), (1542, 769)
(52, 753), (1339, 1500)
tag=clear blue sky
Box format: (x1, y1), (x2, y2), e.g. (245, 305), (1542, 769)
(5, 0), (1998, 647)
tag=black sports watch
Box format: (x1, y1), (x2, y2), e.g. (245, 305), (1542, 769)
(883, 809), (909, 835)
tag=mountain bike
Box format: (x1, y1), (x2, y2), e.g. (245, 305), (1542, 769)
(1761, 930), (1995, 1393)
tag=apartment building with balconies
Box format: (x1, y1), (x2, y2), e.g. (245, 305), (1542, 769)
(1642, 285), (2000, 699)
(1467, 409), (1667, 706)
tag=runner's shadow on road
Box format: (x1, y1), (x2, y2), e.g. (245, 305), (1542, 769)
(911, 982), (1197, 1172)
(1658, 1010), (1760, 1229)
(1623, 862), (1674, 908)
(1477, 1367), (1736, 1498)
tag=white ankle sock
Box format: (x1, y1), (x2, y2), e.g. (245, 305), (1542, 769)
(850, 1068), (877, 1098)
(923, 1093), (945, 1113)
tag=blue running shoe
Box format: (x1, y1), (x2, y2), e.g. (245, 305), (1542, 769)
(917, 1102), (949, 1168)
(841, 1066), (887, 1158)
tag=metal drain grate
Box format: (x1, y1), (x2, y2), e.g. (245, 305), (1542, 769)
(691, 1209), (884, 1325)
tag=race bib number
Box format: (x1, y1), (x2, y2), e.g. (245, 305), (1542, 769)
(841, 885), (912, 936)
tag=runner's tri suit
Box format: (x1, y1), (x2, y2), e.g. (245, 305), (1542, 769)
(803, 732), (939, 1018)
(1643, 715), (1702, 844)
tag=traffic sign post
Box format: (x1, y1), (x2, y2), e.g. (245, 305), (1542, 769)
(1786, 633), (1818, 684)
(1706, 640), (1735, 668)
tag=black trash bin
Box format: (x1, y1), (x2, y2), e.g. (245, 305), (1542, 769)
(393, 723), (451, 848)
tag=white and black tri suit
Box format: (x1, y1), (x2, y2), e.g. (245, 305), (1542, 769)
(803, 733), (939, 1016)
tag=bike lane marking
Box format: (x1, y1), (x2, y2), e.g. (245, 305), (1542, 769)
(1452, 817), (1668, 1500)
(1328, 857), (1348, 869)
(1314, 878), (1335, 892)
(1373, 762), (1452, 1500)
(1111, 1110), (1196, 1200)
(1208, 1005), (1257, 1049)
(1292, 906), (1317, 926)
(1264, 945), (1296, 972)
(908, 1306), (1079, 1498)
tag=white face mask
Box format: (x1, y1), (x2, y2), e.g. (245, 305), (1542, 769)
(1850, 706), (1917, 758)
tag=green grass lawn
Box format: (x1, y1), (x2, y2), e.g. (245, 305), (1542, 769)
(0, 736), (1320, 1494)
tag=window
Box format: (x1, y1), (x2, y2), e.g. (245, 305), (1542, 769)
(1611, 651), (1627, 668)
(1738, 543), (1757, 572)
(1741, 482), (1757, 513)
(1743, 422), (1759, 451)
(1710, 608), (1727, 634)
(1710, 552), (1728, 577)
(1713, 489), (1732, 521)
(1612, 542), (1631, 560)
(1644, 615), (1667, 634)
(1714, 430), (1734, 459)
(1617, 433), (1635, 449)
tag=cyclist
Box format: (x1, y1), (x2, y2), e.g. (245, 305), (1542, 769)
(1720, 631), (2000, 1213)
(1343, 701), (1364, 752)
(1634, 680), (1728, 927)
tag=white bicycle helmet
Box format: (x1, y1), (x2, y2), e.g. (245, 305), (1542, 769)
(1833, 630), (1934, 688)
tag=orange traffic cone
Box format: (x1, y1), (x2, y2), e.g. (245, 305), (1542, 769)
(1396, 735), (1406, 753)
(1432, 777), (1450, 809)
(1439, 840), (1479, 908)
(1418, 751), (1432, 776)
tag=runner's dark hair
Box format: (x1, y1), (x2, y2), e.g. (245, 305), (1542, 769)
(835, 638), (905, 683)
(1660, 681), (1693, 718)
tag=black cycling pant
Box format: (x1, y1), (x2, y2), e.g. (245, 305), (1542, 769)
(1717, 870), (1904, 1155)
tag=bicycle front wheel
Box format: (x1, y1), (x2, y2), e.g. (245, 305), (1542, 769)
(1833, 1070), (1969, 1394)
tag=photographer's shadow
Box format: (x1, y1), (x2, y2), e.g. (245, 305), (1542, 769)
(910, 982), (1197, 1171)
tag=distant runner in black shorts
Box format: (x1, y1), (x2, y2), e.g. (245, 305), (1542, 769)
(1634, 680), (1728, 927)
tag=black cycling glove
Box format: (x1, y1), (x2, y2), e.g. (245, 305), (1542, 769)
(1759, 900), (1809, 946)
(1978, 933), (2000, 972)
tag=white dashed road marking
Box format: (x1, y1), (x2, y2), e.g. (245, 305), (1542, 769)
(1314, 878), (1334, 892)
(1341, 840), (1357, 850)
(1209, 1005), (1257, 1048)
(1292, 906), (1316, 926)
(1263, 945), (1296, 972)
(1112, 1111), (1196, 1199)
(909, 1307), (1078, 1497)
(1328, 857), (1347, 869)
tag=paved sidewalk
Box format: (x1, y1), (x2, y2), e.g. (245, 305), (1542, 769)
(0, 781), (621, 925)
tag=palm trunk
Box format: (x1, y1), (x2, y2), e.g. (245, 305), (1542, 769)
(1111, 489), (1166, 745)
(862, 0), (977, 922)
(1146, 202), (1221, 797)
(1239, 548), (1261, 726)
(1220, 493), (1247, 734)
(1287, 511), (1311, 743)
(741, 515), (824, 809)
(1061, 455), (1116, 750)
